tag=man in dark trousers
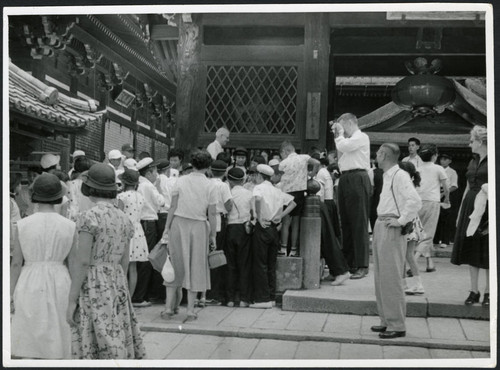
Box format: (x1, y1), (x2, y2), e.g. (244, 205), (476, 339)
(331, 113), (371, 280)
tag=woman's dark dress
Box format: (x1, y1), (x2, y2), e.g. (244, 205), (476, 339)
(451, 155), (488, 269)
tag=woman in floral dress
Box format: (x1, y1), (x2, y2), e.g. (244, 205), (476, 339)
(66, 163), (146, 359)
(117, 168), (149, 297)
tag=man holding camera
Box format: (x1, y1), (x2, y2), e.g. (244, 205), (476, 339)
(371, 143), (422, 339)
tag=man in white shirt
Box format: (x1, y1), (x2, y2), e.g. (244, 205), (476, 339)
(207, 127), (230, 160)
(168, 148), (184, 178)
(371, 143), (422, 339)
(278, 141), (320, 257)
(251, 164), (296, 308)
(402, 137), (422, 169)
(133, 157), (165, 307)
(434, 154), (459, 248)
(331, 113), (371, 279)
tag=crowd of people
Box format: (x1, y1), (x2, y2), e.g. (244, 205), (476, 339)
(9, 114), (489, 358)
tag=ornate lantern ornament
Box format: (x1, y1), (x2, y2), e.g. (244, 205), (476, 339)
(392, 57), (456, 117)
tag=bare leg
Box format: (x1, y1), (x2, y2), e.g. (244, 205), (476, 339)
(426, 256), (435, 270)
(484, 269), (489, 293)
(187, 290), (198, 316)
(165, 287), (177, 313)
(469, 266), (479, 293)
(290, 215), (301, 255)
(174, 287), (183, 312)
(281, 214), (292, 253)
(128, 262), (137, 297)
(406, 241), (420, 276)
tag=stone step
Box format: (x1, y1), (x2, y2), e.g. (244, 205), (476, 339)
(282, 258), (490, 320)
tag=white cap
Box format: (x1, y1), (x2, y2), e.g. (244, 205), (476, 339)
(108, 149), (122, 160)
(137, 157), (154, 171)
(40, 153), (60, 169)
(268, 159), (280, 167)
(256, 164), (274, 177)
(71, 150), (85, 158)
(123, 158), (138, 171)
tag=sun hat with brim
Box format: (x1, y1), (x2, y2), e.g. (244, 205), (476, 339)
(119, 168), (140, 186)
(71, 150), (85, 158)
(137, 157), (156, 171)
(227, 167), (245, 181)
(31, 173), (65, 202)
(40, 153), (60, 169)
(82, 163), (117, 191)
(123, 158), (138, 171)
(211, 160), (228, 173)
(268, 159), (280, 167)
(108, 149), (122, 160)
(256, 164), (274, 177)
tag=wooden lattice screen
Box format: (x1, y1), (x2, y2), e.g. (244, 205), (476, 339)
(205, 65), (298, 135)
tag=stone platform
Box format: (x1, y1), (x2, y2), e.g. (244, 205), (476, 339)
(282, 257), (490, 320)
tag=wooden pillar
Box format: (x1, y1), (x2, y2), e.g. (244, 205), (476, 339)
(303, 13), (330, 152)
(174, 14), (206, 154)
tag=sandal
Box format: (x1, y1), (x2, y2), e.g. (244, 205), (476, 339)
(185, 313), (198, 322)
(160, 310), (174, 320)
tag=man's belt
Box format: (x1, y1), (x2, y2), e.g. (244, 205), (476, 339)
(341, 168), (366, 174)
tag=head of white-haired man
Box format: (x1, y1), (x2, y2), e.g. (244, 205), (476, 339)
(215, 127), (230, 147)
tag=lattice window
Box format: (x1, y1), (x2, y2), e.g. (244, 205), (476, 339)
(205, 65), (298, 135)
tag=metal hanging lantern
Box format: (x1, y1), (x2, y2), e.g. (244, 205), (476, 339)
(392, 58), (456, 117)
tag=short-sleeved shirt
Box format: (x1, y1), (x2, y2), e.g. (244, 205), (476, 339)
(316, 167), (334, 200)
(227, 185), (253, 224)
(211, 178), (232, 214)
(138, 176), (164, 220)
(253, 180), (294, 222)
(417, 162), (448, 202)
(402, 155), (423, 169)
(207, 140), (223, 160)
(157, 174), (176, 213)
(279, 152), (311, 193)
(444, 166), (458, 189)
(173, 172), (218, 221)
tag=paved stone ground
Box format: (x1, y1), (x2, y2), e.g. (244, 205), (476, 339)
(141, 331), (491, 362)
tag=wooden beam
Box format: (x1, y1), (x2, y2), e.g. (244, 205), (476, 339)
(150, 24), (179, 40)
(202, 45), (303, 62)
(70, 24), (176, 100)
(367, 132), (470, 147)
(358, 101), (406, 129)
(202, 13), (305, 27)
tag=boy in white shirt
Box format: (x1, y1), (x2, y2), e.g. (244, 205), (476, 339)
(250, 164), (296, 308)
(205, 160), (233, 306)
(225, 167), (254, 307)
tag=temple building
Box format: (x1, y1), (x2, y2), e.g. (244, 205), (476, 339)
(8, 10), (487, 194)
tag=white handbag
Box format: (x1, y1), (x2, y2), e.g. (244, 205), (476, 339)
(161, 254), (175, 283)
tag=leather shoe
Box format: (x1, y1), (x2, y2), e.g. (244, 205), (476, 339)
(350, 268), (368, 280)
(371, 325), (387, 333)
(379, 331), (406, 339)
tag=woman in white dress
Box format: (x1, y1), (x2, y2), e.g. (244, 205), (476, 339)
(117, 168), (149, 297)
(10, 173), (77, 359)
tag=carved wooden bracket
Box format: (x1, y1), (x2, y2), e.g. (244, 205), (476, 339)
(97, 71), (115, 91)
(67, 53), (88, 76)
(143, 83), (158, 102)
(22, 16), (77, 59)
(83, 43), (103, 68)
(112, 62), (129, 85)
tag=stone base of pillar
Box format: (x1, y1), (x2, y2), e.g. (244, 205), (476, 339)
(275, 256), (303, 292)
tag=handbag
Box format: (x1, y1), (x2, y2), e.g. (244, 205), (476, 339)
(390, 170), (414, 236)
(161, 254), (175, 283)
(148, 239), (169, 273)
(208, 250), (227, 269)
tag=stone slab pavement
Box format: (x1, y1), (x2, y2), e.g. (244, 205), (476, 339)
(135, 303), (493, 357)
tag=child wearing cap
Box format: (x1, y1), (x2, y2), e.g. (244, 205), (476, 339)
(204, 160), (233, 306)
(118, 169), (149, 298)
(232, 147), (248, 175)
(250, 164), (296, 308)
(225, 167), (254, 307)
(133, 158), (165, 307)
(11, 173), (76, 359)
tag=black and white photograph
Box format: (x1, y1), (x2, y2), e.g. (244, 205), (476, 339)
(3, 1), (497, 367)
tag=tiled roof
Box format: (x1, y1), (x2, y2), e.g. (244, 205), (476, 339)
(9, 62), (106, 132)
